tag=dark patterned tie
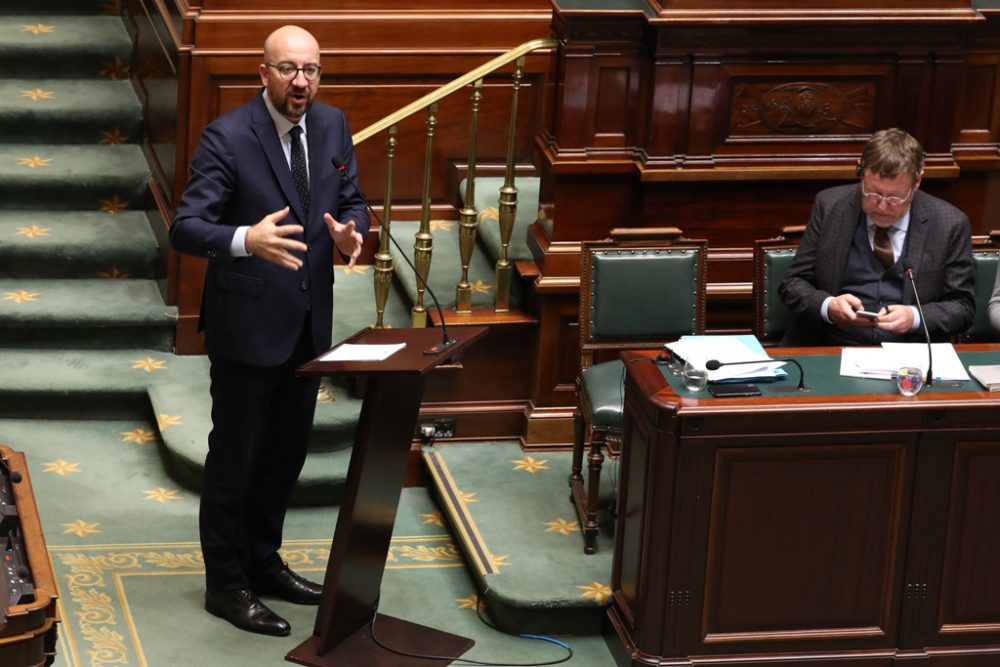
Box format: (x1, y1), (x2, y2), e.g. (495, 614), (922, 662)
(289, 125), (309, 217)
(874, 225), (894, 268)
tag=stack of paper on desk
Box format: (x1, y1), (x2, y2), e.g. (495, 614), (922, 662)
(666, 335), (787, 383)
(839, 342), (970, 382)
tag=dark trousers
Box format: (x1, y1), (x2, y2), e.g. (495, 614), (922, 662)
(200, 326), (319, 591)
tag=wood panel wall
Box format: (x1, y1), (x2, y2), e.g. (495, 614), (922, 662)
(135, 0), (1000, 445)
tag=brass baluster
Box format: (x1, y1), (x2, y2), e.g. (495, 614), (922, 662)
(495, 57), (524, 313)
(412, 103), (438, 327)
(456, 79), (483, 314)
(373, 125), (397, 329)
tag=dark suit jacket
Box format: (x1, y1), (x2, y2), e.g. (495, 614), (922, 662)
(779, 183), (974, 345)
(170, 93), (369, 366)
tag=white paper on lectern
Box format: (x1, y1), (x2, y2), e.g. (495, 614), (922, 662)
(318, 342), (406, 362)
(840, 343), (969, 381)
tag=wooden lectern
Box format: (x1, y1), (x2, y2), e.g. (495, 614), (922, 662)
(286, 326), (486, 667)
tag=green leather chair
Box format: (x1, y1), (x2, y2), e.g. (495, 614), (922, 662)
(959, 234), (1000, 342)
(570, 228), (707, 553)
(753, 226), (804, 345)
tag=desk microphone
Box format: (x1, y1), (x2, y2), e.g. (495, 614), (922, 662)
(705, 358), (809, 392)
(331, 155), (457, 356)
(905, 267), (933, 386)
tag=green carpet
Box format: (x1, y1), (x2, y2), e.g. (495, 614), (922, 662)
(424, 442), (614, 634)
(0, 417), (617, 667)
(462, 175), (541, 263)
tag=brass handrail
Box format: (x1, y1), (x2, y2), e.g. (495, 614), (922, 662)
(352, 37), (558, 146)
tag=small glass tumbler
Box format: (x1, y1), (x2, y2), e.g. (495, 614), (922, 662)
(896, 366), (924, 397)
(666, 351), (685, 376)
(682, 361), (709, 392)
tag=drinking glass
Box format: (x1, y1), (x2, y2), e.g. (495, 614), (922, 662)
(896, 366), (924, 397)
(682, 361), (708, 392)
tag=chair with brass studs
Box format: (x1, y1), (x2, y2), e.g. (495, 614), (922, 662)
(957, 231), (1000, 343)
(752, 226), (805, 345)
(570, 228), (707, 553)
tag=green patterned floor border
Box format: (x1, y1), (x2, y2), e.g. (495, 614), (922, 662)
(48, 534), (462, 667)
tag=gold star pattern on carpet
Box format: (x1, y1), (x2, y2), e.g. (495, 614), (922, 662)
(97, 267), (129, 279)
(478, 207), (499, 222)
(455, 594), (485, 611)
(419, 511), (445, 527)
(131, 357), (166, 373)
(21, 24), (55, 35)
(43, 459), (81, 475)
(99, 128), (130, 145)
(99, 195), (129, 214)
(489, 554), (510, 569)
(122, 427), (155, 444)
(62, 519), (100, 537)
(100, 57), (130, 80)
(511, 455), (549, 474)
(543, 518), (579, 535)
(17, 156), (52, 169)
(20, 88), (54, 101)
(577, 581), (611, 605)
(430, 220), (455, 232)
(470, 279), (493, 294)
(456, 490), (478, 504)
(144, 487), (180, 504)
(336, 264), (370, 275)
(16, 225), (50, 239)
(3, 290), (39, 304)
(156, 414), (182, 430)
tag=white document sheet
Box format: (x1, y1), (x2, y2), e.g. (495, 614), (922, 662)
(840, 342), (969, 382)
(318, 342), (406, 362)
(666, 335), (786, 382)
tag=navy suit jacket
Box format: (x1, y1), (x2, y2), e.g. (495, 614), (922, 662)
(779, 183), (975, 345)
(171, 93), (369, 366)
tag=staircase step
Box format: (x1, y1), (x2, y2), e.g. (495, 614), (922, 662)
(0, 144), (149, 210)
(462, 176), (541, 263)
(0, 16), (131, 79)
(0, 278), (175, 349)
(390, 219), (523, 311)
(0, 211), (157, 278)
(0, 0), (122, 14)
(0, 79), (142, 143)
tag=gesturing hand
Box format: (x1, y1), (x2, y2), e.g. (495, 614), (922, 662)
(324, 213), (363, 267)
(244, 206), (306, 271)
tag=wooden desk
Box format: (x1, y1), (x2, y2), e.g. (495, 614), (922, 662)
(609, 346), (1000, 667)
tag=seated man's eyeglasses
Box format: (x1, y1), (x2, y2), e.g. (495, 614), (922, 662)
(266, 62), (322, 82)
(860, 182), (913, 206)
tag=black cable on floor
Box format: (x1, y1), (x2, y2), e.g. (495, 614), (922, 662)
(368, 592), (573, 666)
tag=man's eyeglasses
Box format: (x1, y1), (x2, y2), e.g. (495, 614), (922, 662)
(861, 182), (913, 206)
(266, 62), (322, 82)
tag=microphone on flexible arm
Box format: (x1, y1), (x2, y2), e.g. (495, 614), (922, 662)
(905, 267), (934, 387)
(706, 357), (810, 392)
(331, 155), (458, 356)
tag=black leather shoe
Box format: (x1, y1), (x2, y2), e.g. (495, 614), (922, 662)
(253, 566), (323, 605)
(205, 588), (291, 636)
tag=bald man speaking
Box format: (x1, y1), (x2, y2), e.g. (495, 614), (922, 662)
(171, 25), (369, 636)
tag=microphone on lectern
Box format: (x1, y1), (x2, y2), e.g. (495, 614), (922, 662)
(706, 357), (809, 392)
(904, 267), (933, 386)
(331, 155), (457, 356)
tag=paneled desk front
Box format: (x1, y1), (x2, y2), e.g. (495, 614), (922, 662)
(610, 346), (1000, 667)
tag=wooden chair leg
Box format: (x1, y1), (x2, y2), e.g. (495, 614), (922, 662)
(582, 435), (604, 554)
(570, 409), (584, 486)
